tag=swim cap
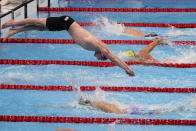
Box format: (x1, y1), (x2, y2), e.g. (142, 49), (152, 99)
(124, 50), (135, 58)
(144, 33), (158, 37)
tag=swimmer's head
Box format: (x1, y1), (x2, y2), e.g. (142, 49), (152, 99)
(124, 50), (135, 58)
(144, 33), (158, 38)
(94, 51), (108, 61)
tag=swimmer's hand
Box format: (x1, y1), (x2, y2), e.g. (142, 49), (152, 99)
(156, 38), (164, 43)
(160, 40), (169, 46)
(126, 69), (135, 76)
(155, 38), (167, 46)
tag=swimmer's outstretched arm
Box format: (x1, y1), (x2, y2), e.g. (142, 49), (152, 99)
(37, 104), (72, 109)
(99, 44), (135, 76)
(123, 28), (146, 38)
(138, 38), (163, 54)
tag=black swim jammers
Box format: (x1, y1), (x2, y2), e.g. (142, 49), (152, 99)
(46, 16), (75, 31)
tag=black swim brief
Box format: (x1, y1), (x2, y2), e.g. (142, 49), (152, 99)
(46, 16), (75, 31)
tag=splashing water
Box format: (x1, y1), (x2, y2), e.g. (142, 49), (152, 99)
(63, 72), (84, 99)
(148, 95), (196, 118)
(108, 123), (116, 131)
(164, 26), (196, 38)
(162, 46), (196, 63)
(62, 72), (108, 105)
(91, 17), (125, 37)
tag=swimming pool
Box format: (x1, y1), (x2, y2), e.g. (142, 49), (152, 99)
(0, 0), (196, 131)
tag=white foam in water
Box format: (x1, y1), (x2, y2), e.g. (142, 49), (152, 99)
(0, 66), (31, 83)
(162, 46), (196, 63)
(147, 95), (196, 118)
(108, 123), (116, 131)
(164, 26), (196, 38)
(91, 17), (125, 37)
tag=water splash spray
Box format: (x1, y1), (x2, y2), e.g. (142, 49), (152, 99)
(91, 17), (125, 37)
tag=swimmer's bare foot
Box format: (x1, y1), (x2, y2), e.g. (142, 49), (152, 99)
(3, 28), (18, 42)
(2, 19), (14, 29)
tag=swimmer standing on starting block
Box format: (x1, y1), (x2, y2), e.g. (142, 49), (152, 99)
(2, 16), (135, 76)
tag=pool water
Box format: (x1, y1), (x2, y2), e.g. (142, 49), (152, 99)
(0, 0), (196, 131)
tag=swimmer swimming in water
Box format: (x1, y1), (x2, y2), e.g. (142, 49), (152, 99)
(78, 97), (196, 115)
(2, 16), (135, 76)
(123, 38), (164, 63)
(123, 28), (158, 38)
(38, 96), (196, 115)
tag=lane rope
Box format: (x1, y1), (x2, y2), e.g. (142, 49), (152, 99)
(0, 115), (195, 126)
(1, 84), (195, 93)
(78, 22), (196, 28)
(0, 59), (195, 68)
(38, 7), (196, 12)
(1, 38), (196, 45)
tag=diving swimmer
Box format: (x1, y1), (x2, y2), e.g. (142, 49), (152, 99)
(123, 38), (164, 63)
(2, 16), (135, 76)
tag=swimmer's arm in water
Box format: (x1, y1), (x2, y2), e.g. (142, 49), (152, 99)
(99, 45), (135, 76)
(123, 28), (146, 38)
(37, 104), (72, 109)
(89, 101), (124, 114)
(138, 38), (163, 54)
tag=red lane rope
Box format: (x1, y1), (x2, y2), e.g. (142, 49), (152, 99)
(38, 7), (196, 12)
(78, 22), (196, 28)
(0, 115), (195, 125)
(1, 38), (196, 45)
(0, 59), (196, 68)
(1, 84), (195, 93)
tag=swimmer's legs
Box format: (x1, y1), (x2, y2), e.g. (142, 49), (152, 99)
(153, 98), (196, 115)
(155, 105), (187, 115)
(2, 18), (47, 29)
(3, 25), (45, 41)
